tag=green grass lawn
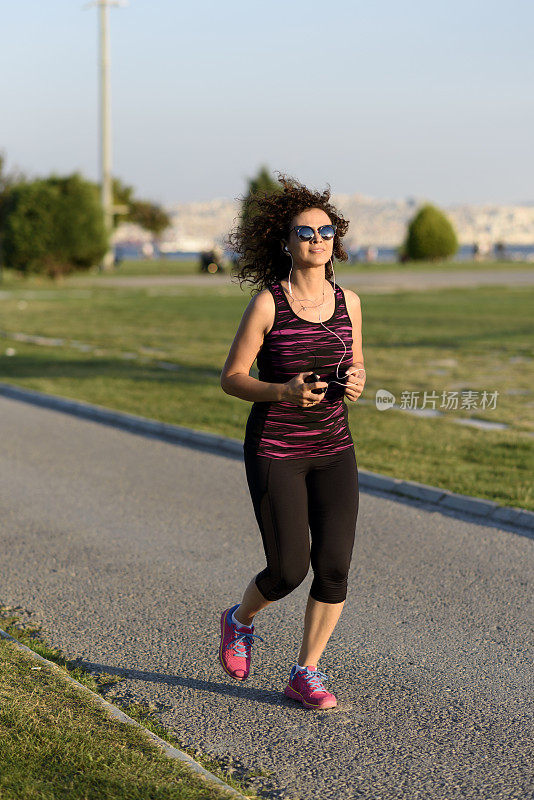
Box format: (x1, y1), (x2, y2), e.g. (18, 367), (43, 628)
(1, 258), (533, 288)
(98, 257), (530, 277)
(98, 258), (201, 277)
(0, 608), (258, 799)
(0, 259), (198, 284)
(0, 280), (532, 509)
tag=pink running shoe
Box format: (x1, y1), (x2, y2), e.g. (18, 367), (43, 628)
(218, 604), (263, 681)
(284, 664), (337, 709)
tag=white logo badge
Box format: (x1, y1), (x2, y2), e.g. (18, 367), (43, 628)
(375, 389), (395, 410)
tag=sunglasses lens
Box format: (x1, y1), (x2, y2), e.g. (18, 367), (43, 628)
(296, 226), (314, 241)
(318, 225), (336, 239)
(293, 224), (336, 241)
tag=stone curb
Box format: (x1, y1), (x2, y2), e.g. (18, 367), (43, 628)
(0, 626), (249, 799)
(0, 382), (532, 533)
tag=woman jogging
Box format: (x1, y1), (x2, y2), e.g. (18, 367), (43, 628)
(219, 174), (365, 709)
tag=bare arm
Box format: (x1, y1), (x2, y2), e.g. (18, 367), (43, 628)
(343, 288), (366, 402)
(220, 290), (284, 401)
(220, 290), (327, 405)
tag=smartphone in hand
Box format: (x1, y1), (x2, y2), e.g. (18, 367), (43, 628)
(304, 373), (326, 395)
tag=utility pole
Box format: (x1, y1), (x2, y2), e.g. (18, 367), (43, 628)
(84, 0), (127, 271)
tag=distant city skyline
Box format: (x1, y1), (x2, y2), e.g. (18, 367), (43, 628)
(2, 0), (533, 207)
(154, 195), (534, 250)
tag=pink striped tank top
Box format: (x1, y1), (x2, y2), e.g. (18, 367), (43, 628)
(244, 279), (355, 459)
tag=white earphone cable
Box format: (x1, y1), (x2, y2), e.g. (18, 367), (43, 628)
(287, 258), (348, 389)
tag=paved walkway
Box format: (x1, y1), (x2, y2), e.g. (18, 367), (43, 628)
(1, 394), (532, 800)
(63, 267), (534, 293)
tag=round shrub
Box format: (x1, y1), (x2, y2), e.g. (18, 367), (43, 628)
(404, 203), (459, 261)
(1, 173), (108, 277)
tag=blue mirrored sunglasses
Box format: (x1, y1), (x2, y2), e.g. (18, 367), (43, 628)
(290, 224), (337, 242)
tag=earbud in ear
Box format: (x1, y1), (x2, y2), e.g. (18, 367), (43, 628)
(284, 246), (289, 253)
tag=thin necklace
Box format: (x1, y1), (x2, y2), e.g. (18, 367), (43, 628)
(285, 280), (327, 311)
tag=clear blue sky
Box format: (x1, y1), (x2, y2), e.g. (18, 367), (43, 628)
(2, 0), (533, 206)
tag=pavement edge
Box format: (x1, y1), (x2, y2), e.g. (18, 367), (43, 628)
(1, 381), (532, 533)
(0, 626), (249, 800)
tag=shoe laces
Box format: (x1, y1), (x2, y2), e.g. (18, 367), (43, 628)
(298, 666), (330, 692)
(229, 630), (264, 658)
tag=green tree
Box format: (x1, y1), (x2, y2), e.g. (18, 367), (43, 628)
(241, 165), (281, 227)
(0, 151), (171, 276)
(404, 203), (459, 261)
(111, 176), (170, 235)
(128, 200), (170, 236)
(111, 176), (135, 227)
(0, 152), (26, 212)
(0, 153), (27, 270)
(1, 173), (108, 278)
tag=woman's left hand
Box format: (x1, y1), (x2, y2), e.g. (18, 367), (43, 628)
(344, 366), (366, 403)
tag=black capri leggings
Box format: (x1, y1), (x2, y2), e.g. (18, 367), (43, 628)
(243, 445), (359, 604)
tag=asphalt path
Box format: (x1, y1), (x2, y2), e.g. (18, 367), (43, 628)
(66, 267), (534, 293)
(1, 394), (532, 800)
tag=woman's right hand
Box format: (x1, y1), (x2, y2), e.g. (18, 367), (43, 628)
(282, 372), (329, 407)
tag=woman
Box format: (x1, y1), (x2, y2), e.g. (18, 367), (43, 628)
(219, 174), (366, 710)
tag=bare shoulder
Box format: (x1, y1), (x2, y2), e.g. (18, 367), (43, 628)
(246, 287), (276, 335)
(340, 286), (361, 322)
(342, 287), (361, 304)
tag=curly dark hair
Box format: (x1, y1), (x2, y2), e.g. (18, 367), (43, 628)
(227, 172), (350, 295)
